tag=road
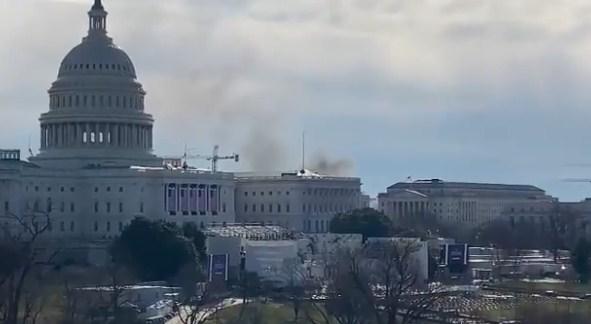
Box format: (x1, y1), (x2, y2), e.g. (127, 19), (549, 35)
(165, 298), (244, 324)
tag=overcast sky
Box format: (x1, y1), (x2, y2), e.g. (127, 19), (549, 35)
(3, 0), (591, 200)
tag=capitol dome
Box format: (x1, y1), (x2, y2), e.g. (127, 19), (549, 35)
(57, 39), (137, 79)
(32, 0), (159, 169)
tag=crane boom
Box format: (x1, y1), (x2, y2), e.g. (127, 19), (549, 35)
(183, 145), (239, 172)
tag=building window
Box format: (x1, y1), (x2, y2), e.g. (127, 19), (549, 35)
(106, 202), (111, 213)
(119, 202), (123, 213)
(269, 204), (273, 213)
(252, 204), (256, 212)
(3, 201), (8, 214)
(140, 202), (144, 213)
(106, 221), (111, 232)
(70, 203), (75, 213)
(94, 202), (99, 213)
(222, 203), (227, 213)
(60, 221), (65, 232)
(94, 221), (98, 232)
(60, 201), (65, 213)
(47, 198), (52, 213)
(286, 204), (290, 213)
(119, 187), (124, 192)
(277, 204), (282, 213)
(261, 204), (265, 212)
(244, 192), (248, 197)
(244, 204), (248, 212)
(70, 221), (75, 232)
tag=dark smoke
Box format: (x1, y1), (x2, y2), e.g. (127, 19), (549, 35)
(240, 122), (289, 172)
(308, 152), (354, 176)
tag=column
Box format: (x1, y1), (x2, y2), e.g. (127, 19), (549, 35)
(70, 123), (75, 146)
(132, 125), (137, 148)
(139, 126), (144, 149)
(53, 124), (58, 148)
(55, 124), (60, 147)
(123, 124), (127, 147)
(60, 124), (65, 147)
(131, 124), (137, 148)
(113, 123), (119, 147)
(85, 123), (90, 145)
(40, 126), (45, 149)
(149, 127), (153, 149)
(105, 123), (110, 146)
(141, 126), (146, 149)
(123, 124), (129, 147)
(63, 124), (68, 147)
(47, 125), (52, 147)
(76, 123), (82, 146)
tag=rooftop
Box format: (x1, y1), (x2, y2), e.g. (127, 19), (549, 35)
(205, 224), (296, 241)
(235, 169), (360, 182)
(0, 150), (20, 161)
(387, 179), (544, 193)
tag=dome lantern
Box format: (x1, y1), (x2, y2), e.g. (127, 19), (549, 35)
(88, 0), (107, 35)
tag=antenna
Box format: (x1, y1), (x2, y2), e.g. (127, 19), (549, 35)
(301, 131), (306, 171)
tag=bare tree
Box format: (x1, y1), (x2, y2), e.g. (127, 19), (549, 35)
(281, 258), (308, 322)
(367, 239), (444, 324)
(94, 263), (140, 324)
(325, 251), (372, 324)
(326, 240), (444, 324)
(170, 263), (225, 324)
(0, 211), (56, 324)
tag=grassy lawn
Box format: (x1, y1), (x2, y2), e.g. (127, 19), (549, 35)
(206, 301), (320, 324)
(207, 302), (443, 324)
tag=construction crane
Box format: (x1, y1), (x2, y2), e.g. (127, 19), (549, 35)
(183, 145), (239, 173)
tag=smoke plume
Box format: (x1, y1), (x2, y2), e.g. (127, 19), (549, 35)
(308, 152), (354, 176)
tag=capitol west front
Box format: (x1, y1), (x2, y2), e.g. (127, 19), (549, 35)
(0, 1), (364, 261)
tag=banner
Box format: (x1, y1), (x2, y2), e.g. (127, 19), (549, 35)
(208, 254), (229, 282)
(444, 244), (469, 274)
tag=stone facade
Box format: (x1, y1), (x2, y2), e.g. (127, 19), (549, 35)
(235, 170), (362, 233)
(378, 179), (554, 229)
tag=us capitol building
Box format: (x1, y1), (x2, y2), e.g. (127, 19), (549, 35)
(0, 1), (363, 260)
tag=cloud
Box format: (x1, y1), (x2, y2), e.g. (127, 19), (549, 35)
(2, 0), (591, 200)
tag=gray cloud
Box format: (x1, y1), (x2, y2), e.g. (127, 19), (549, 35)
(3, 0), (591, 199)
